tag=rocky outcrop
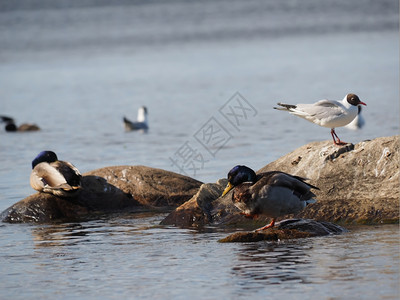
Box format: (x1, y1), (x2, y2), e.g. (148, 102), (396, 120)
(160, 179), (228, 227)
(84, 166), (202, 208)
(1, 166), (202, 223)
(2, 136), (398, 227)
(162, 136), (399, 228)
(259, 135), (399, 224)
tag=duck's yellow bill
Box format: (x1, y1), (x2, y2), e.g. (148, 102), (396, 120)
(221, 182), (233, 197)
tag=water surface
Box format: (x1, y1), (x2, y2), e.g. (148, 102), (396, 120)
(0, 0), (399, 298)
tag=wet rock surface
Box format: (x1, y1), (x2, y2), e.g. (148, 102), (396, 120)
(1, 166), (202, 223)
(219, 219), (348, 243)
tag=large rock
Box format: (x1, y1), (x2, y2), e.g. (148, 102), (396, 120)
(160, 179), (228, 227)
(84, 166), (202, 208)
(1, 166), (202, 223)
(259, 136), (399, 224)
(162, 136), (399, 228)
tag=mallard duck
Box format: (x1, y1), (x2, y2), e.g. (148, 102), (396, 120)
(221, 165), (318, 231)
(30, 151), (82, 197)
(274, 94), (366, 145)
(0, 115), (40, 132)
(123, 106), (149, 131)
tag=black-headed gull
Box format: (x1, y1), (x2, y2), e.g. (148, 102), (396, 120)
(123, 106), (149, 131)
(274, 94), (366, 145)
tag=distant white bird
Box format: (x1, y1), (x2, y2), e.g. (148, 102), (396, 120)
(123, 106), (149, 131)
(274, 94), (366, 145)
(345, 106), (365, 130)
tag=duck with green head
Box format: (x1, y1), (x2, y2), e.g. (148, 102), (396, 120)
(30, 151), (82, 197)
(222, 165), (318, 231)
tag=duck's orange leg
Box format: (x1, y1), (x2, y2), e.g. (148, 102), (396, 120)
(255, 218), (276, 231)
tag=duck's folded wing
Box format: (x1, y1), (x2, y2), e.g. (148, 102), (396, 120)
(258, 172), (317, 200)
(62, 161), (82, 176)
(32, 163), (70, 189)
(52, 161), (82, 188)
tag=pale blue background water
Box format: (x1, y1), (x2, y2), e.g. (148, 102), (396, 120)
(0, 0), (399, 299)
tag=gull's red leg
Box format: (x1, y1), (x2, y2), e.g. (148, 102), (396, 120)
(331, 129), (347, 145)
(330, 129), (338, 144)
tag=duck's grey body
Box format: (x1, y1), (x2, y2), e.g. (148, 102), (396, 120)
(232, 171), (317, 219)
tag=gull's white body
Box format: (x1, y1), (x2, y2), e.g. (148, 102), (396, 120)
(282, 96), (359, 129)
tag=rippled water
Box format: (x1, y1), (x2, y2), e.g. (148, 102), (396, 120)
(0, 216), (398, 299)
(0, 0), (399, 298)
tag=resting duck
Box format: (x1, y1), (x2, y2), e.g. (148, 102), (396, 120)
(30, 151), (82, 197)
(0, 115), (40, 132)
(123, 106), (149, 131)
(221, 165), (318, 231)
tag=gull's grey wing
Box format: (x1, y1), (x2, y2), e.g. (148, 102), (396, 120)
(294, 100), (344, 118)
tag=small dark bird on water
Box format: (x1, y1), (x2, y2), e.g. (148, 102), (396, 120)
(0, 115), (40, 132)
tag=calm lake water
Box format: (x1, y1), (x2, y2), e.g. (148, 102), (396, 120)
(0, 0), (399, 299)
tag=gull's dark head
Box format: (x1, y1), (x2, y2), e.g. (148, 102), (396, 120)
(346, 94), (366, 106)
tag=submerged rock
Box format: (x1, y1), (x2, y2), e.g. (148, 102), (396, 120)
(219, 219), (347, 243)
(162, 136), (400, 228)
(1, 166), (202, 223)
